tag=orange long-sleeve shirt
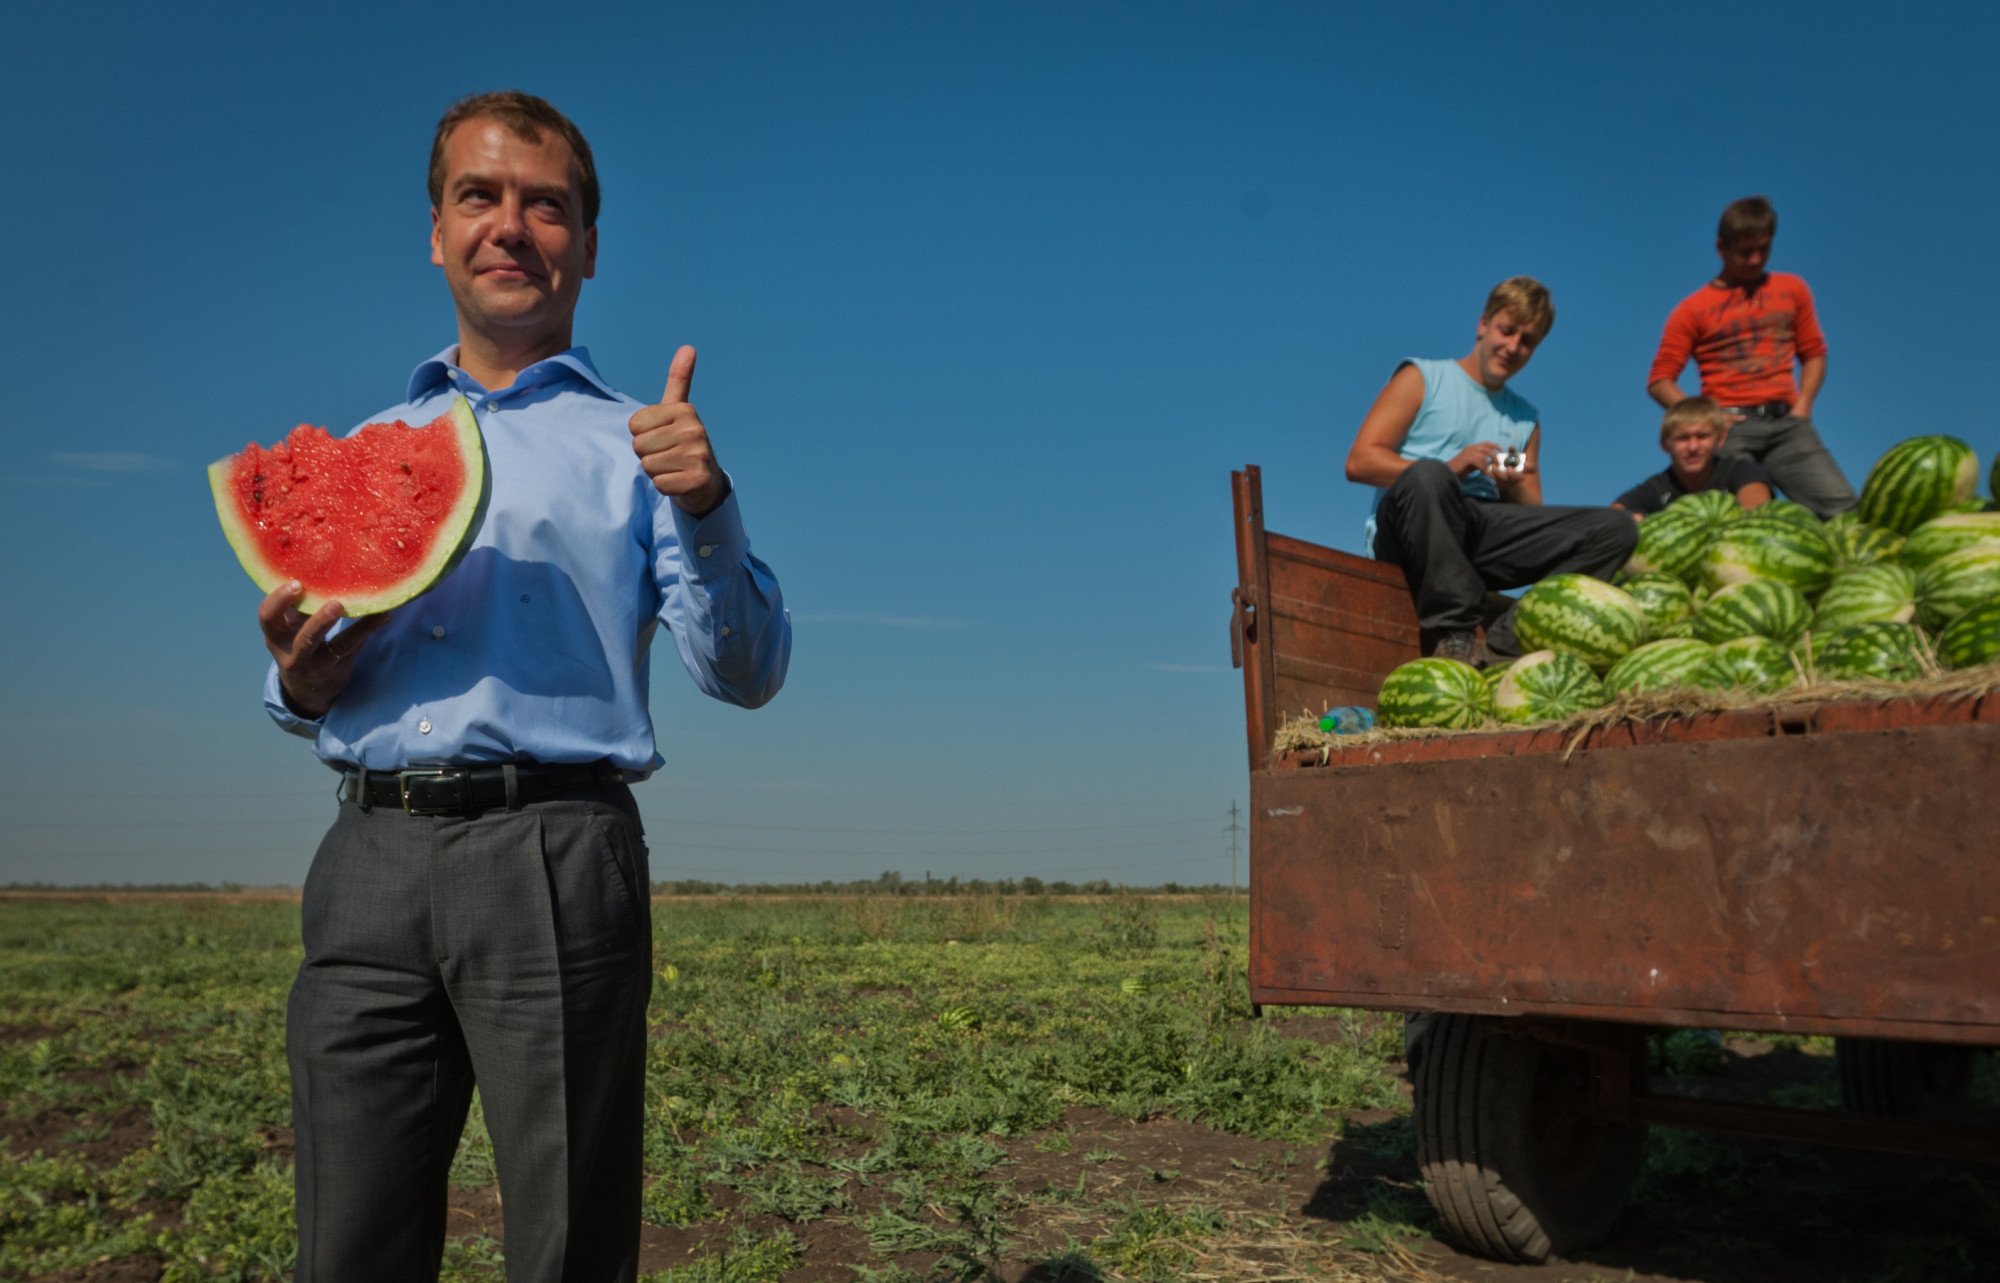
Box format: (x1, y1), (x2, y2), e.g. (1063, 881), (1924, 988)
(1648, 272), (1827, 407)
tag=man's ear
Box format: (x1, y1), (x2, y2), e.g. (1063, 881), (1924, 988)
(431, 207), (444, 268)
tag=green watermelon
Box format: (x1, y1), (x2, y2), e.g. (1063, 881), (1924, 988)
(1602, 639), (1729, 696)
(1915, 545), (2000, 631)
(1754, 498), (1821, 529)
(1693, 579), (1812, 646)
(1490, 650), (1608, 724)
(1811, 621), (1930, 683)
(1937, 601), (2000, 670)
(1620, 572), (1697, 641)
(1897, 512), (2000, 574)
(1702, 514), (1836, 599)
(1377, 658), (1490, 729)
(1675, 489), (1743, 527)
(1622, 504), (1709, 584)
(209, 397), (488, 616)
(1710, 635), (1800, 693)
(1856, 435), (1979, 535)
(1811, 563), (1919, 633)
(1513, 574), (1647, 671)
(1824, 517), (1905, 573)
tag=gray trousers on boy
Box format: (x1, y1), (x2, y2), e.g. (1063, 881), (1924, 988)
(286, 781), (653, 1283)
(1718, 413), (1856, 519)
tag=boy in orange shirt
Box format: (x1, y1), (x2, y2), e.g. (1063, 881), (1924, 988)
(1646, 196), (1855, 517)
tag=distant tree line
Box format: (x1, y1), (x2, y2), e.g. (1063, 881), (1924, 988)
(649, 871), (1237, 897)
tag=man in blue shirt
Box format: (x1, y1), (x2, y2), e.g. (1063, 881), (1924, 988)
(253, 91), (790, 1281)
(1345, 277), (1635, 665)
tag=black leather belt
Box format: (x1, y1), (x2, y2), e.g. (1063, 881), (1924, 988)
(1723, 400), (1793, 420)
(338, 762), (623, 815)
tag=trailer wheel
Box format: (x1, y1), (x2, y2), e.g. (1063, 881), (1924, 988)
(1414, 1015), (1645, 1264)
(1835, 1037), (1976, 1118)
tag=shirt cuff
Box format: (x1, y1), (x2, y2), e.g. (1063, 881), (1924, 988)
(669, 477), (751, 580)
(262, 663), (324, 740)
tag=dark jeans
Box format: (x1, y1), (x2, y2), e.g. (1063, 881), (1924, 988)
(1718, 413), (1856, 519)
(1373, 459), (1638, 653)
(287, 781), (653, 1283)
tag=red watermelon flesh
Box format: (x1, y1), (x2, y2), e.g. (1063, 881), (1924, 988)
(208, 396), (486, 616)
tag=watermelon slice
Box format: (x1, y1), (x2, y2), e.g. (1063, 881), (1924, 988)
(209, 397), (487, 616)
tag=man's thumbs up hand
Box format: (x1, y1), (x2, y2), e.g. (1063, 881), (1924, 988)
(630, 344), (728, 516)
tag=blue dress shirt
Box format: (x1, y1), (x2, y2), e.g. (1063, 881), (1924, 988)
(264, 346), (790, 773)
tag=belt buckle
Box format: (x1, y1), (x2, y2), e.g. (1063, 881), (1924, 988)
(399, 768), (463, 815)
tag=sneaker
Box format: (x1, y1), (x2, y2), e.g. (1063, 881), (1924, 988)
(1432, 630), (1481, 665)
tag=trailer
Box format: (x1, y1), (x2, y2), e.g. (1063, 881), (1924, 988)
(1229, 464), (1999, 1263)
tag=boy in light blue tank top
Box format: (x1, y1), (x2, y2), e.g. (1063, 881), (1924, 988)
(1344, 277), (1636, 664)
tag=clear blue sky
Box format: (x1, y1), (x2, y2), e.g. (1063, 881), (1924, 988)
(3, 1), (1994, 887)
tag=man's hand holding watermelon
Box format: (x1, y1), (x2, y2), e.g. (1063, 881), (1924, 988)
(630, 344), (729, 517)
(259, 583), (393, 718)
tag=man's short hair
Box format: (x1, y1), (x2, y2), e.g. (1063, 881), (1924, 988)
(1718, 196), (1777, 245)
(1481, 276), (1554, 337)
(429, 91), (601, 228)
(1661, 395), (1729, 443)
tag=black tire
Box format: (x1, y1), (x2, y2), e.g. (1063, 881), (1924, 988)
(1835, 1037), (1976, 1118)
(1414, 1015), (1646, 1264)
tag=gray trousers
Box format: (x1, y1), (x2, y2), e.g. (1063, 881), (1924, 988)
(287, 781), (653, 1283)
(1373, 459), (1638, 653)
(1719, 413), (1856, 519)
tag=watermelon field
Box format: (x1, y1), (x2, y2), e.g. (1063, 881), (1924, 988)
(3, 892), (1996, 1282)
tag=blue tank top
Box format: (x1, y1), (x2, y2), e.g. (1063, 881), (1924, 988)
(1362, 357), (1540, 553)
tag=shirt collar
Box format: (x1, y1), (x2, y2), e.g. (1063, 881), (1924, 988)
(406, 345), (622, 403)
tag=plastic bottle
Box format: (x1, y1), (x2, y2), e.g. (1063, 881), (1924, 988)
(1317, 705), (1376, 734)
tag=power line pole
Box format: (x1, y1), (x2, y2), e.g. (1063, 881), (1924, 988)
(1229, 799), (1240, 898)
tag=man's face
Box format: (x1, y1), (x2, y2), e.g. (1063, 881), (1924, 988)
(1666, 422), (1723, 475)
(430, 117), (597, 347)
(1470, 310), (1544, 388)
(1716, 233), (1772, 287)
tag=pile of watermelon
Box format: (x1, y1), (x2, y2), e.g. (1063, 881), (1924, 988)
(1374, 436), (2000, 730)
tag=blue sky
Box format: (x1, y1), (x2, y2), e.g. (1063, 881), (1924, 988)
(2, 1), (1994, 887)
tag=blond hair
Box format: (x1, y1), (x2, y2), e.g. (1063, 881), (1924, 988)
(1481, 276), (1554, 338)
(1661, 395), (1729, 444)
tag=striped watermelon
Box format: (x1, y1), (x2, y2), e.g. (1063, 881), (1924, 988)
(1701, 514), (1836, 599)
(1915, 545), (2000, 631)
(1513, 574), (1647, 671)
(1711, 635), (1800, 693)
(1620, 572), (1697, 641)
(1811, 563), (1919, 633)
(1824, 516), (1905, 573)
(1602, 638), (1729, 696)
(1675, 489), (1743, 527)
(1490, 650), (1609, 725)
(1693, 579), (1812, 646)
(1623, 504), (1709, 584)
(1377, 657), (1490, 729)
(1898, 511), (2000, 574)
(1811, 621), (1930, 683)
(1754, 498), (1822, 529)
(1856, 436), (1979, 535)
(1937, 601), (2000, 670)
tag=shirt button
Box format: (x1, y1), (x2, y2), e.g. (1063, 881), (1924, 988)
(431, 626), (446, 639)
(697, 544), (715, 558)
(720, 626), (732, 637)
(418, 718), (432, 734)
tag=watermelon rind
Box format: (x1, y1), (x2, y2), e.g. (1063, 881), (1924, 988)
(1513, 574), (1646, 671)
(1915, 545), (2000, 632)
(1675, 489), (1742, 527)
(1897, 511), (2000, 574)
(1710, 636), (1800, 694)
(208, 396), (488, 616)
(1620, 572), (1697, 642)
(1856, 435), (1979, 535)
(1490, 650), (1608, 725)
(1824, 517), (1904, 573)
(1810, 621), (1931, 684)
(1602, 638), (1728, 697)
(1810, 563), (1919, 634)
(1377, 657), (1490, 730)
(1937, 601), (2000, 670)
(1622, 504), (1709, 584)
(1693, 579), (1812, 646)
(1754, 498), (1821, 529)
(1701, 513), (1836, 600)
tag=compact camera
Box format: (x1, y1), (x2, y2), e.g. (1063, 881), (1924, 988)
(1497, 448), (1525, 474)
